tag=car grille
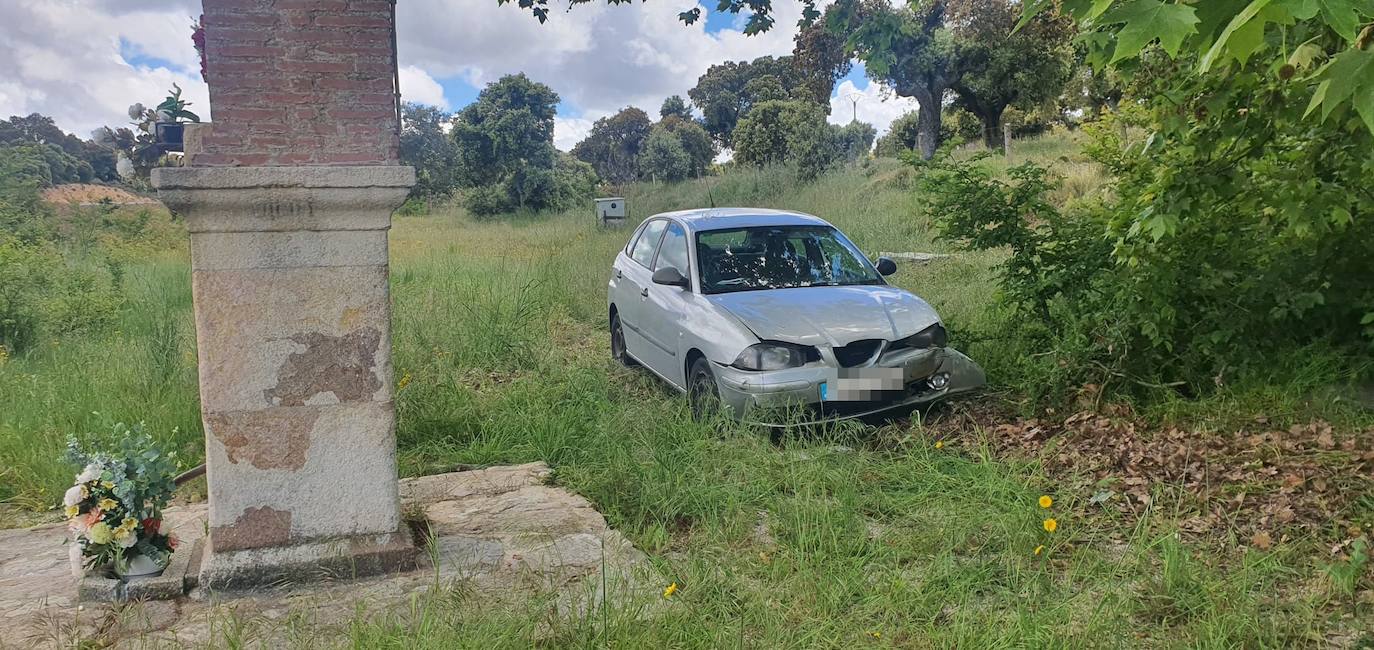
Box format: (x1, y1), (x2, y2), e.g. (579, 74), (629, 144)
(833, 339), (883, 367)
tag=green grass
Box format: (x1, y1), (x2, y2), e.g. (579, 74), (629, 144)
(1, 145), (1371, 645)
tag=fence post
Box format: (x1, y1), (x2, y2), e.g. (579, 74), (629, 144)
(1003, 123), (1012, 159)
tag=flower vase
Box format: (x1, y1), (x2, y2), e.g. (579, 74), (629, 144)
(119, 554), (165, 579)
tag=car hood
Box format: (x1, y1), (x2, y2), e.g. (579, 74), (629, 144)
(706, 285), (941, 348)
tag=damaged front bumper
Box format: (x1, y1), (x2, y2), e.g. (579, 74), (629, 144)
(713, 346), (986, 426)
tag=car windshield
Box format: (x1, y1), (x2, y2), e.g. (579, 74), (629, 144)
(695, 225), (883, 295)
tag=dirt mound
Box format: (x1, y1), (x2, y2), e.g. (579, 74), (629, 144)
(42, 183), (158, 206)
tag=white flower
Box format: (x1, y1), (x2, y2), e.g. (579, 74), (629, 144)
(63, 484), (85, 507)
(127, 103), (145, 120)
(115, 529), (137, 548)
(76, 463), (101, 484)
(116, 155), (135, 179)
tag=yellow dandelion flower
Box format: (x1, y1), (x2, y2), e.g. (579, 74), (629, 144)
(397, 372), (412, 390)
(934, 440), (944, 449)
(98, 498), (118, 511)
(1038, 495), (1053, 509)
(1043, 518), (1058, 533)
(662, 582), (679, 599)
(1033, 545), (1045, 556)
(869, 631), (882, 639)
(65, 505), (80, 518)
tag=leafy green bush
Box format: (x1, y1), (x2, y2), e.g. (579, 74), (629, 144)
(918, 87), (1374, 399)
(0, 235), (121, 354)
(639, 128), (692, 183)
(732, 100), (842, 179)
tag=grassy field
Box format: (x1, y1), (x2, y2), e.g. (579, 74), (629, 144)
(2, 137), (1371, 646)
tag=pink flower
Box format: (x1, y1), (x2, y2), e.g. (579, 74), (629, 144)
(69, 508), (103, 534)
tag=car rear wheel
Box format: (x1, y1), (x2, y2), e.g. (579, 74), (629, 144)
(687, 356), (721, 420)
(610, 313), (634, 366)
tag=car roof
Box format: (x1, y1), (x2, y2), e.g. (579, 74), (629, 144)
(647, 207), (832, 232)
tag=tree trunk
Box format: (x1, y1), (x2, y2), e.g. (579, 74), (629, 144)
(981, 111), (1002, 150)
(916, 102), (941, 160)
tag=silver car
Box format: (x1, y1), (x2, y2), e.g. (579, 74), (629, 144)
(608, 208), (985, 424)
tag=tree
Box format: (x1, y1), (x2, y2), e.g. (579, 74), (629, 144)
(948, 0), (1075, 149)
(874, 111), (921, 156)
(638, 127), (692, 182)
(831, 0), (967, 160)
(732, 100), (839, 178)
(399, 102), (460, 199)
(571, 107), (652, 185)
(657, 116), (716, 177)
(2, 114), (114, 182)
(834, 121), (876, 161)
(451, 74), (578, 215)
(688, 56), (801, 146)
(659, 95), (693, 121)
(791, 12), (854, 106)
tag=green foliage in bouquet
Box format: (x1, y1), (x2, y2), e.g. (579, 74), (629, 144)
(63, 423), (180, 576)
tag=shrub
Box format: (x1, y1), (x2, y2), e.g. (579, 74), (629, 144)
(0, 235), (121, 353)
(639, 128), (691, 183)
(918, 90), (1374, 399)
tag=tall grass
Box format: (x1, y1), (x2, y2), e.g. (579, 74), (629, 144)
(2, 147), (1368, 645)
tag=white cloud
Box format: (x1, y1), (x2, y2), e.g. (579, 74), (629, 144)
(398, 65), (448, 109)
(5, 0), (821, 146)
(554, 116), (597, 152)
(396, 0), (803, 119)
(827, 79), (920, 139)
(0, 1), (208, 137)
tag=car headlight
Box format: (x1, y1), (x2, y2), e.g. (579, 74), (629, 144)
(731, 342), (818, 370)
(895, 323), (947, 349)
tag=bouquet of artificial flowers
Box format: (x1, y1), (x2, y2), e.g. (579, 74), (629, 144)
(65, 423), (180, 577)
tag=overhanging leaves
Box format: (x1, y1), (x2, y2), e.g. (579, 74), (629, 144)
(1099, 0), (1200, 62)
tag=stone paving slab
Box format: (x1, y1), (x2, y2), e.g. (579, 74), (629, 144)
(0, 463), (655, 648)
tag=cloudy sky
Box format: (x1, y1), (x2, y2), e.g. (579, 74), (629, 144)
(0, 0), (918, 150)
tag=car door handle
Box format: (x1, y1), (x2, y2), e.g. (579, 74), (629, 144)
(640, 287), (649, 298)
(616, 269), (623, 279)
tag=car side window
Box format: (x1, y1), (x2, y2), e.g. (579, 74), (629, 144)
(654, 223), (690, 275)
(630, 220), (667, 268)
(625, 221), (648, 255)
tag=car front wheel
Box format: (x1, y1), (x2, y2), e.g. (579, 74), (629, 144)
(687, 356), (721, 420)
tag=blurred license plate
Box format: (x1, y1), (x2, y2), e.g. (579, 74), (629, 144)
(819, 368), (904, 401)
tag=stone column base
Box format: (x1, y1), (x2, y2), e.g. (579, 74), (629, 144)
(152, 165), (416, 592)
(196, 530), (417, 593)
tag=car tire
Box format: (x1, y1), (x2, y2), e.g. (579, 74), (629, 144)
(687, 356), (722, 420)
(610, 313), (635, 367)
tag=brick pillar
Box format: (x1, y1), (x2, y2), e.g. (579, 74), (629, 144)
(151, 0), (415, 589)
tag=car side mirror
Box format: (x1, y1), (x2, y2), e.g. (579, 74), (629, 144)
(875, 256), (897, 276)
(652, 266), (690, 288)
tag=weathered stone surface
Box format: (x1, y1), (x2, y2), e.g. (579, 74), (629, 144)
(265, 328), (384, 407)
(192, 266), (392, 413)
(399, 462), (553, 506)
(212, 506), (292, 552)
(152, 167), (414, 234)
(190, 229), (389, 270)
(0, 463), (656, 647)
(204, 402), (401, 544)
